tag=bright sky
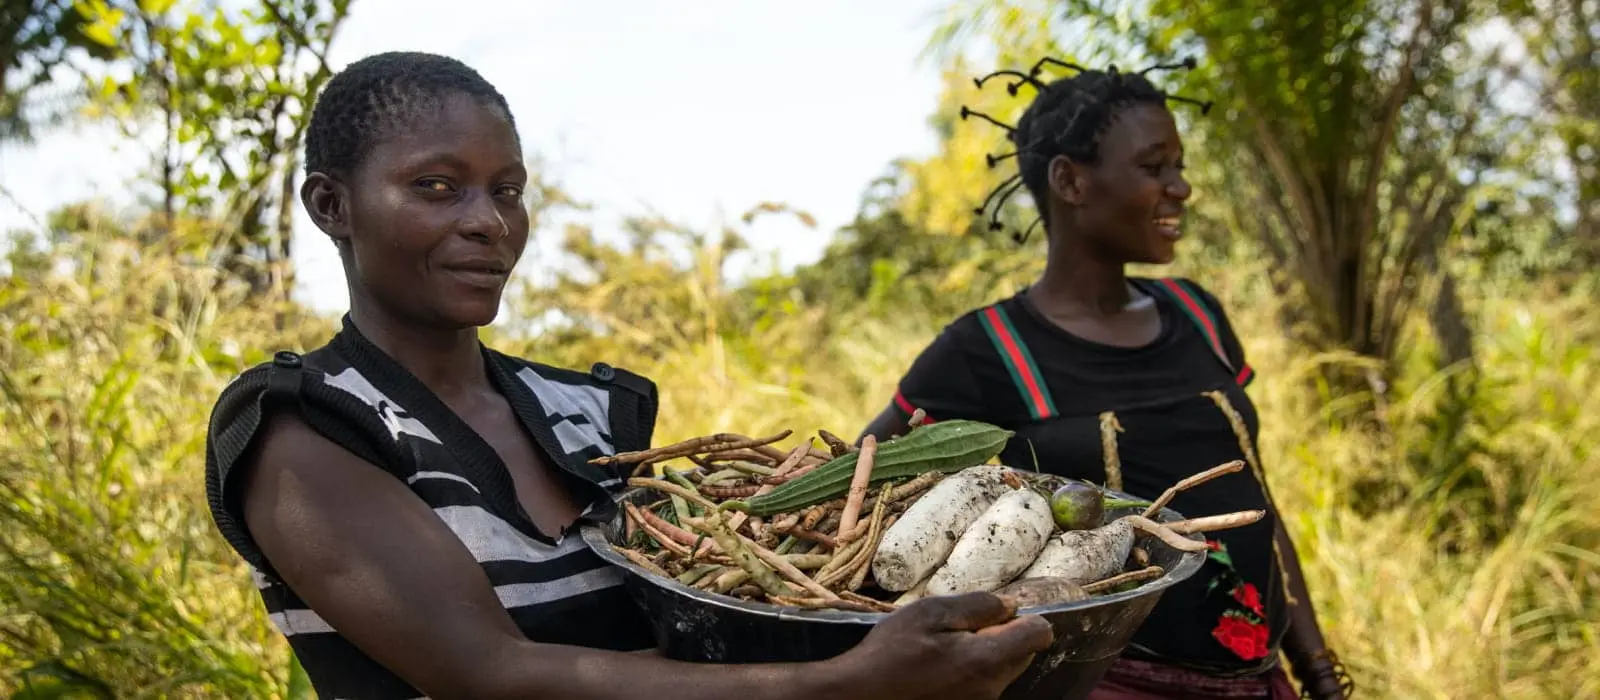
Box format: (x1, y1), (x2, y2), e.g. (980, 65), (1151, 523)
(0, 1), (952, 313)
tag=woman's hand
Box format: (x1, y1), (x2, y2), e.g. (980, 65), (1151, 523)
(1300, 674), (1349, 700)
(832, 592), (1054, 700)
(1293, 649), (1354, 699)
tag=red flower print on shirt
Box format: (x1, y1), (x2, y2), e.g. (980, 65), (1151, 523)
(1231, 582), (1264, 617)
(1203, 540), (1273, 660)
(1212, 611), (1269, 660)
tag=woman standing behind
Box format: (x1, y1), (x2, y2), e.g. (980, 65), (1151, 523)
(859, 59), (1353, 700)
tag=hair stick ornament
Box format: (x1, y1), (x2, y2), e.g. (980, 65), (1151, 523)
(971, 173), (1022, 219)
(1165, 94), (1214, 115)
(1014, 216), (1044, 245)
(984, 179), (1026, 232)
(958, 106), (1016, 136)
(1139, 56), (1199, 75)
(974, 69), (1047, 96)
(985, 151), (1019, 168)
(1141, 56), (1213, 115)
(1025, 57), (1093, 81)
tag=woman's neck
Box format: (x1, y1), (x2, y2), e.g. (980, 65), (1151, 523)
(1029, 239), (1135, 318)
(348, 305), (488, 400)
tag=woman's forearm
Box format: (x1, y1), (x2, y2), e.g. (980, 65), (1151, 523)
(1274, 518), (1356, 700)
(1274, 519), (1327, 664)
(475, 640), (859, 700)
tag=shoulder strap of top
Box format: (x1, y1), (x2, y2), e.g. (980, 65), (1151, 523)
(207, 349), (663, 576)
(205, 351), (403, 579)
(971, 281), (1255, 419)
(1143, 277), (1255, 387)
(586, 361), (659, 456)
(976, 303), (1060, 421)
(596, 362), (658, 482)
(483, 353), (660, 482)
(207, 351), (400, 483)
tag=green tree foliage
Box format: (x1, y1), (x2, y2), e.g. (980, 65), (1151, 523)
(72, 0), (351, 299)
(915, 0), (1569, 379)
(0, 0), (117, 144)
(1504, 0), (1599, 248)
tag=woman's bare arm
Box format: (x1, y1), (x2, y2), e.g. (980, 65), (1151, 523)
(238, 411), (850, 700)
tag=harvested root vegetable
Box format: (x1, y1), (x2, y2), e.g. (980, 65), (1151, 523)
(1126, 515), (1207, 553)
(1140, 460), (1244, 520)
(1082, 565), (1165, 594)
(869, 465), (1011, 592)
(926, 487), (1055, 596)
(1020, 518), (1135, 585)
(1166, 510), (1265, 535)
(893, 577), (932, 606)
(993, 576), (1088, 608)
(593, 430), (793, 468)
(836, 435), (878, 536)
(817, 429), (856, 457)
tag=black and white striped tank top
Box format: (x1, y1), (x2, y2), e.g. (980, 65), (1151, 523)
(204, 317), (657, 698)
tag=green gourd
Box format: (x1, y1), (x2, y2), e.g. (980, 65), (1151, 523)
(721, 420), (1014, 516)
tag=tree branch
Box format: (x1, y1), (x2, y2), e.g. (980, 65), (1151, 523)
(1240, 109), (1335, 333)
(1352, 0), (1434, 340)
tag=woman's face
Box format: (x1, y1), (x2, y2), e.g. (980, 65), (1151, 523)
(1051, 102), (1192, 265)
(305, 91), (530, 329)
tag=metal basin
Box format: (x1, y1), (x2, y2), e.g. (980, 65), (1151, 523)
(581, 473), (1206, 700)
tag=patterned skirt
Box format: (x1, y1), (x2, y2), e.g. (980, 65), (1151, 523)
(1088, 656), (1299, 699)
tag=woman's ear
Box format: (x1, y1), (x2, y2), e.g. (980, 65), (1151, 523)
(1048, 155), (1087, 206)
(300, 171), (352, 246)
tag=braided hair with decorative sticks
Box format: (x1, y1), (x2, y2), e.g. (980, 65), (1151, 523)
(961, 56), (1213, 244)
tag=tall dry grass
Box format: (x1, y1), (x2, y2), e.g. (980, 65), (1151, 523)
(2, 223), (1595, 698)
(1, 221), (330, 697)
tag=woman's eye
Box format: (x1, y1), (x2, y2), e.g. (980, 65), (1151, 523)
(416, 178), (454, 192)
(497, 185), (525, 198)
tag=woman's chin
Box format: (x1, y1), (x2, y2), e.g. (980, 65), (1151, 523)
(435, 302), (503, 331)
(1135, 243), (1178, 266)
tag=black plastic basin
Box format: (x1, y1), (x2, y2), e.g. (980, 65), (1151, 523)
(581, 476), (1205, 700)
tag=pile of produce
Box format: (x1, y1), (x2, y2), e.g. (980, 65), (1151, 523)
(590, 416), (1263, 614)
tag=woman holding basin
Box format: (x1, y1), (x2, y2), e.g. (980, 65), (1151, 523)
(201, 50), (1050, 699)
(860, 57), (1354, 700)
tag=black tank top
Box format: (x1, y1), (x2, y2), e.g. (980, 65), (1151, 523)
(204, 317), (657, 698)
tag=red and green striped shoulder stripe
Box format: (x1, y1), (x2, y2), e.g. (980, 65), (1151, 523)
(977, 304), (1059, 420)
(1150, 278), (1254, 387)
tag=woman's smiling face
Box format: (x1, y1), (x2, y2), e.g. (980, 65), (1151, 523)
(306, 91), (530, 329)
(1051, 101), (1193, 264)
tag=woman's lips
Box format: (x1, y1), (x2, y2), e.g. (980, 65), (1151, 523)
(1154, 216), (1181, 240)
